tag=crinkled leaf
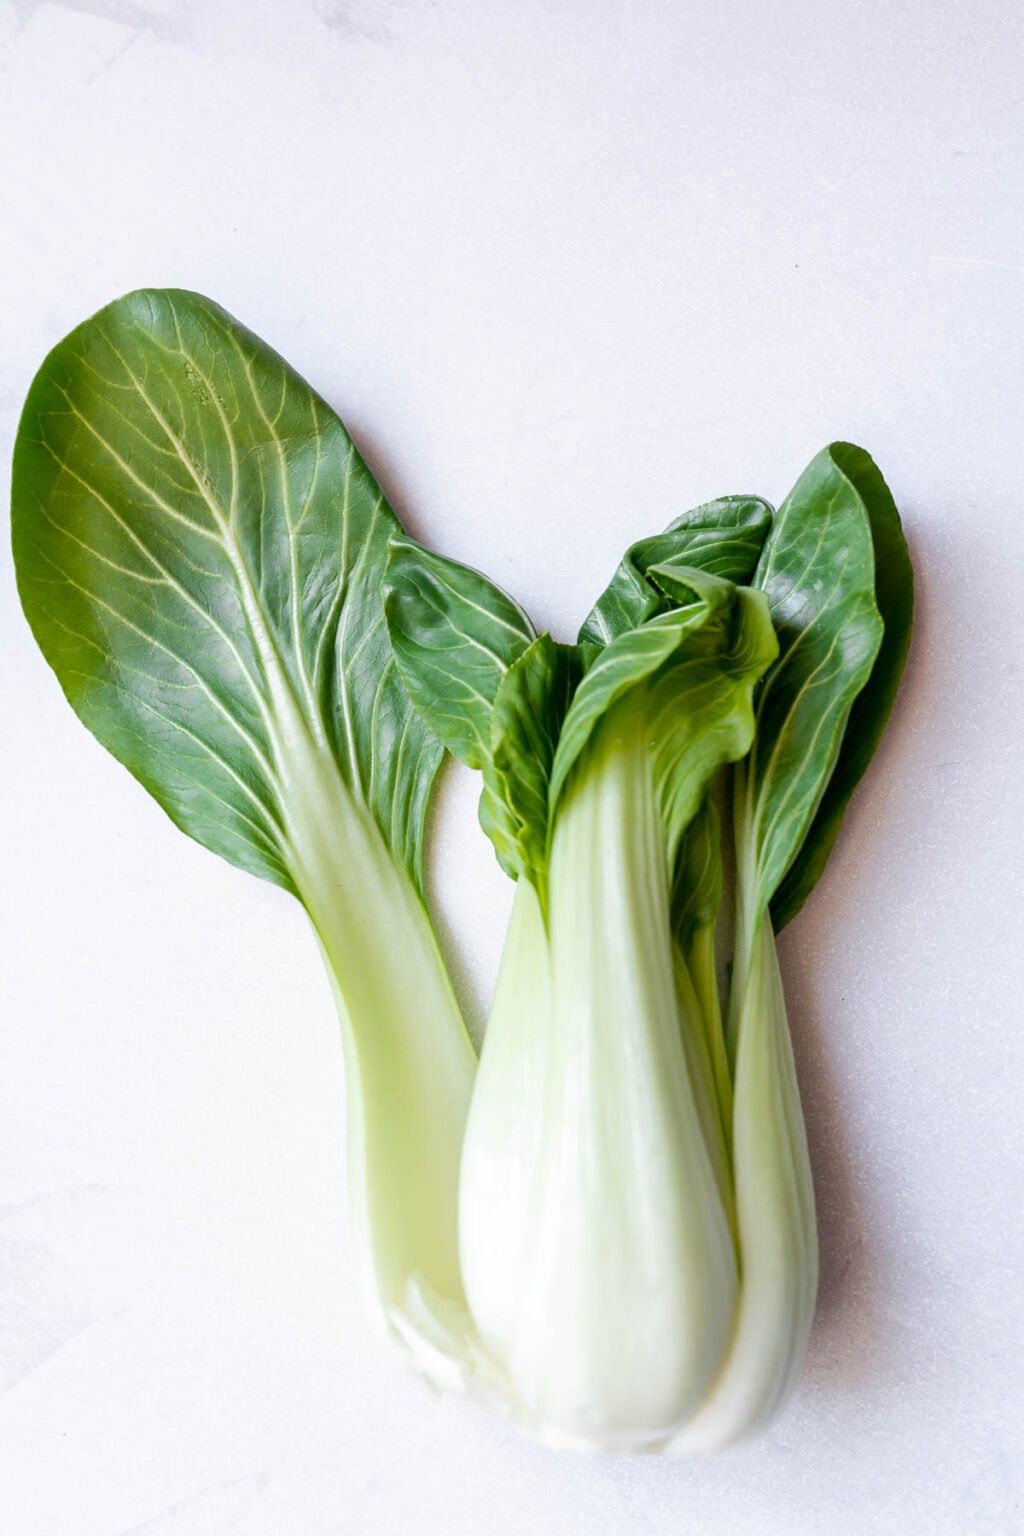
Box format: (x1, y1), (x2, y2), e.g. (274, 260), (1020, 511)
(480, 635), (583, 896)
(578, 496), (773, 648)
(552, 568), (732, 810)
(647, 588), (778, 864)
(551, 569), (777, 841)
(11, 289), (447, 893)
(383, 533), (535, 771)
(770, 443), (913, 929)
(741, 444), (885, 920)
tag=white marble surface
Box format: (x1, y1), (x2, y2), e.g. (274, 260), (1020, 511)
(2, 2), (1023, 1532)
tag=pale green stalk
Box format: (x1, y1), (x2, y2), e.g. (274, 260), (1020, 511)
(460, 695), (738, 1448)
(669, 761), (817, 1455)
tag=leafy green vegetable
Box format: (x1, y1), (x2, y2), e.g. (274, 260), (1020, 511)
(11, 288), (476, 1331)
(389, 448), (910, 1453)
(680, 444), (890, 1453)
(391, 547), (780, 1447)
(13, 291), (912, 1459)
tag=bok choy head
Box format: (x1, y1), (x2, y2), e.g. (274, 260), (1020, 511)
(10, 289), (477, 1346)
(386, 451), (911, 1452)
(11, 289), (912, 1457)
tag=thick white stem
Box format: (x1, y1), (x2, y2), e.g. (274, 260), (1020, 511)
(459, 878), (552, 1357)
(283, 745), (477, 1326)
(461, 698), (738, 1449)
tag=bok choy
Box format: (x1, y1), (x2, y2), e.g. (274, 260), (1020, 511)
(12, 288), (912, 1456)
(385, 450), (912, 1451)
(10, 289), (476, 1344)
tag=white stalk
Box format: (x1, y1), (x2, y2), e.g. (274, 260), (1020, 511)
(459, 698), (738, 1449)
(458, 876), (552, 1354)
(671, 786), (818, 1453)
(281, 734), (477, 1331)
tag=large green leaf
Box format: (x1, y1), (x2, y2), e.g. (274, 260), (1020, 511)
(383, 537), (581, 890)
(578, 496), (773, 649)
(769, 443), (914, 930)
(12, 290), (482, 1328)
(11, 288), (442, 892)
(739, 445), (885, 922)
(383, 534), (536, 772)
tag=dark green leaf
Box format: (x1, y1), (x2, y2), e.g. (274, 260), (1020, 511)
(551, 569), (778, 837)
(383, 533), (535, 771)
(647, 589), (779, 863)
(740, 444), (885, 920)
(480, 635), (584, 895)
(770, 443), (914, 929)
(11, 288), (442, 892)
(578, 496), (773, 648)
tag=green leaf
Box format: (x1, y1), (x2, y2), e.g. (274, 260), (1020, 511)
(739, 444), (886, 922)
(646, 588), (779, 865)
(11, 287), (444, 893)
(578, 496), (773, 649)
(383, 539), (582, 895)
(383, 533), (536, 771)
(12, 290), (482, 1331)
(770, 443), (914, 930)
(480, 635), (584, 895)
(554, 568), (745, 811)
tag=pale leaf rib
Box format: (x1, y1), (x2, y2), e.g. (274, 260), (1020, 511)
(312, 451), (353, 693)
(96, 695), (287, 857)
(334, 499), (382, 787)
(47, 392), (228, 548)
(757, 480), (840, 598)
(31, 541), (281, 793)
(290, 386), (325, 533)
(74, 368), (186, 463)
(223, 326), (326, 744)
(112, 685), (287, 846)
(30, 604), (287, 856)
(118, 339), (316, 761)
(38, 459), (274, 728)
(268, 363), (289, 430)
(45, 521), (168, 586)
(433, 619), (515, 673)
(428, 568), (532, 641)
